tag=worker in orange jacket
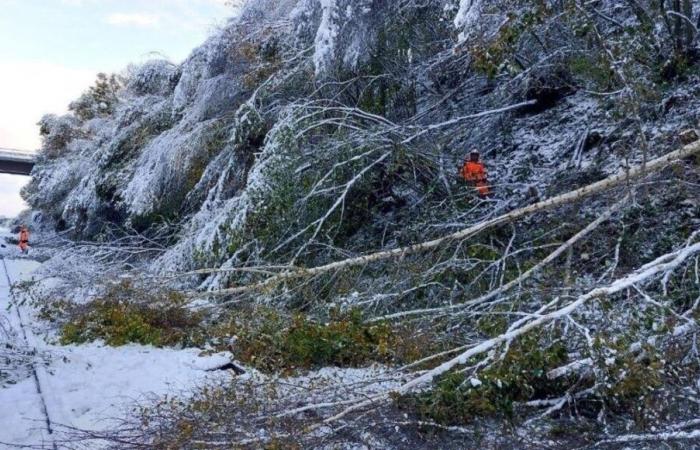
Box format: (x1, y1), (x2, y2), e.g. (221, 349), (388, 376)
(18, 225), (30, 254)
(460, 150), (490, 196)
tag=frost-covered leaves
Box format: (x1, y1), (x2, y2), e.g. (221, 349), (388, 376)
(297, 0), (454, 78)
(59, 281), (204, 348)
(37, 114), (81, 159)
(100, 366), (409, 450)
(69, 73), (123, 122)
(125, 59), (180, 97)
(20, 0), (700, 446)
(26, 29), (256, 234)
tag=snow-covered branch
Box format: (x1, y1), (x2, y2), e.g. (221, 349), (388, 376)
(197, 140), (700, 299)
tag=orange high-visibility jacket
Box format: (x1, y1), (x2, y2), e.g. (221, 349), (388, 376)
(461, 161), (490, 196)
(18, 229), (30, 252)
(461, 161), (486, 182)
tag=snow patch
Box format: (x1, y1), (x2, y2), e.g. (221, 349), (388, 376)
(454, 0), (484, 40)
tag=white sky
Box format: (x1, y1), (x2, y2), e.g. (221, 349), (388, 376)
(0, 0), (235, 217)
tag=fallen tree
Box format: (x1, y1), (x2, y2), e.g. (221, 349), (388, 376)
(369, 195), (629, 322)
(194, 140), (700, 299)
(312, 237), (700, 426)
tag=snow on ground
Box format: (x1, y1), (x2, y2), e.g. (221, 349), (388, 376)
(0, 227), (234, 449)
(19, 344), (233, 434)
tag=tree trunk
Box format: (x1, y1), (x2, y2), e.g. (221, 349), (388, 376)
(197, 141), (700, 300)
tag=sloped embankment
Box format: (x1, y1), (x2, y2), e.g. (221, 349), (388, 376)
(21, 0), (700, 448)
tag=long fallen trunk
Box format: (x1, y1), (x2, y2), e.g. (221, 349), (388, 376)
(400, 240), (700, 390)
(198, 140), (700, 299)
(370, 195), (629, 322)
(315, 239), (700, 426)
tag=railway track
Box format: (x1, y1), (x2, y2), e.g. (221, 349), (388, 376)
(1, 256), (58, 450)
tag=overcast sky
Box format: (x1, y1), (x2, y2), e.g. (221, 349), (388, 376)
(0, 0), (234, 218)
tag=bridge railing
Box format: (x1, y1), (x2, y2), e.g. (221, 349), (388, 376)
(0, 148), (36, 163)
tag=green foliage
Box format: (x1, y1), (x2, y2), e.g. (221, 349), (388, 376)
(401, 332), (569, 424)
(36, 299), (74, 323)
(69, 73), (123, 121)
(469, 7), (551, 78)
(37, 114), (79, 159)
(103, 108), (175, 170)
(659, 53), (696, 82)
(567, 54), (616, 90)
(59, 281), (204, 348)
(593, 336), (663, 409)
(226, 161), (310, 258)
(217, 127), (409, 270)
(616, 195), (697, 269)
(356, 36), (416, 118)
(346, 3), (449, 119)
(126, 120), (231, 232)
(212, 307), (430, 373)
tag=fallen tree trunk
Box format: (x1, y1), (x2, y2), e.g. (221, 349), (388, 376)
(196, 140), (700, 299)
(596, 429), (700, 446)
(369, 195), (629, 322)
(315, 239), (700, 426)
(399, 241), (700, 391)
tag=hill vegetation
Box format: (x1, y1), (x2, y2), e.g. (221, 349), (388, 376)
(21, 0), (700, 448)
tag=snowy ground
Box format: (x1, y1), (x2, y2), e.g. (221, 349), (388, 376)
(0, 227), (234, 449)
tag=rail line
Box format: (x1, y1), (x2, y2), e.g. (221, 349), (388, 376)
(1, 256), (57, 450)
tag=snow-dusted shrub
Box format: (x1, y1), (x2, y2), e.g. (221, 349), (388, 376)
(59, 280), (204, 348)
(125, 59), (180, 97)
(210, 307), (434, 373)
(122, 119), (230, 227)
(181, 75), (247, 123)
(187, 103), (411, 273)
(401, 331), (570, 423)
(37, 114), (80, 158)
(92, 365), (416, 449)
(68, 72), (123, 121)
(153, 102), (269, 273)
(172, 25), (241, 112)
(22, 154), (91, 224)
(21, 0), (700, 446)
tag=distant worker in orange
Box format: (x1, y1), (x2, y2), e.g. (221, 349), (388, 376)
(460, 150), (490, 196)
(18, 225), (30, 255)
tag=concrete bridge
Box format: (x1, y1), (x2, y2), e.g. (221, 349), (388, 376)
(0, 148), (35, 175)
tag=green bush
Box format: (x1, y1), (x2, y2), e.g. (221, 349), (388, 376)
(69, 72), (122, 121)
(567, 54), (616, 90)
(213, 308), (432, 373)
(593, 337), (664, 414)
(60, 281), (204, 348)
(400, 333), (569, 424)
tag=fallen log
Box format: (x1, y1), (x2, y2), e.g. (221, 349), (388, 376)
(196, 140), (700, 299)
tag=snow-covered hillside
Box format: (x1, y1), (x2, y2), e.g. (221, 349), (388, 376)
(14, 0), (700, 448)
